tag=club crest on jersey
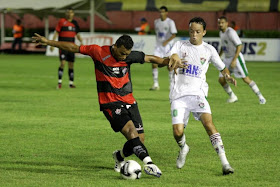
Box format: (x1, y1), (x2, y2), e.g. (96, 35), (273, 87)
(200, 58), (206, 65)
(199, 102), (205, 108)
(115, 108), (121, 115)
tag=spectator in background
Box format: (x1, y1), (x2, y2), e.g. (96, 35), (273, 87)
(12, 19), (24, 53)
(150, 6), (177, 91)
(135, 18), (150, 35)
(50, 7), (83, 89)
(231, 21), (243, 37)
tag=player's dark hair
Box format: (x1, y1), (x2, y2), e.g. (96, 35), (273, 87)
(160, 6), (168, 12)
(115, 35), (134, 50)
(189, 17), (207, 30)
(219, 16), (228, 21)
(16, 19), (21, 25)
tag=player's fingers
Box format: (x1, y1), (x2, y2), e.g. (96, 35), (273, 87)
(34, 33), (41, 37)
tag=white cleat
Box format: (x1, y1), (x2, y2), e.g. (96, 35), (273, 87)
(222, 164), (234, 175)
(144, 164), (162, 177)
(259, 98), (266, 104)
(112, 150), (125, 172)
(227, 95), (238, 103)
(176, 144), (190, 169)
(149, 85), (160, 91)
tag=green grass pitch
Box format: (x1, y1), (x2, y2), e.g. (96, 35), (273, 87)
(0, 54), (279, 186)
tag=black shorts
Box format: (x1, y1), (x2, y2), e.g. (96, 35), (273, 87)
(59, 49), (75, 62)
(102, 103), (144, 134)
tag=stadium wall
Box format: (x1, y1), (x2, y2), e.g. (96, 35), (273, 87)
(46, 33), (280, 62)
(2, 11), (280, 31)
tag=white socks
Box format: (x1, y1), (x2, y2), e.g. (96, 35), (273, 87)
(249, 81), (264, 99)
(223, 84), (235, 97)
(152, 68), (159, 87)
(177, 134), (186, 148)
(210, 133), (229, 166)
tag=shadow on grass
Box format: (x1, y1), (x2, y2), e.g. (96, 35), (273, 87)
(0, 160), (115, 177)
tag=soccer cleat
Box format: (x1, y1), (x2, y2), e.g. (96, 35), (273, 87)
(222, 164), (234, 175)
(259, 98), (266, 104)
(112, 150), (125, 173)
(57, 83), (62, 89)
(176, 144), (190, 169)
(69, 84), (76, 88)
(144, 164), (162, 177)
(149, 85), (160, 91)
(227, 94), (238, 103)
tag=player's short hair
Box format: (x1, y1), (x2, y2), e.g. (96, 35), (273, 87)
(189, 17), (207, 30)
(160, 6), (168, 12)
(16, 19), (21, 25)
(115, 35), (134, 50)
(219, 16), (227, 21)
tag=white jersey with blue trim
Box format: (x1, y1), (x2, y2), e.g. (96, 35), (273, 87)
(154, 17), (177, 47)
(219, 27), (242, 58)
(168, 40), (226, 102)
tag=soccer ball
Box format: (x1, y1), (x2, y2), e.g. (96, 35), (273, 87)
(120, 160), (142, 180)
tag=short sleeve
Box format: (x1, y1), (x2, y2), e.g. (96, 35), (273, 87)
(209, 45), (226, 71)
(229, 29), (242, 46)
(168, 41), (181, 58)
(79, 45), (101, 60)
(170, 20), (178, 34)
(126, 51), (145, 64)
(55, 19), (63, 33)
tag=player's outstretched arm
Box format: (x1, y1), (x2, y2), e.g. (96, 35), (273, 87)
(144, 54), (186, 71)
(32, 33), (80, 53)
(221, 68), (237, 86)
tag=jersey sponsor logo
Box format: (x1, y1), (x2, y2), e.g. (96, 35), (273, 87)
(180, 64), (202, 78)
(113, 67), (120, 74)
(158, 32), (165, 38)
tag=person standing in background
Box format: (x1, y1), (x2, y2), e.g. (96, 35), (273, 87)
(135, 18), (150, 35)
(150, 6), (177, 91)
(12, 19), (24, 53)
(50, 8), (83, 89)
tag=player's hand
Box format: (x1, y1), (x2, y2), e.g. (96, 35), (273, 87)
(169, 54), (188, 74)
(225, 74), (237, 86)
(162, 41), (168, 47)
(32, 33), (48, 46)
(230, 61), (237, 69)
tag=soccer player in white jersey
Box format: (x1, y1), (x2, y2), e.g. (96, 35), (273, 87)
(168, 17), (236, 175)
(218, 16), (266, 104)
(150, 6), (177, 90)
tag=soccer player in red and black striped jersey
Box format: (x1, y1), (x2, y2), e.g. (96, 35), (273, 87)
(51, 8), (83, 89)
(33, 33), (185, 178)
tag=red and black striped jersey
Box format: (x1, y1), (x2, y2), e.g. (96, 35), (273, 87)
(55, 18), (80, 42)
(79, 45), (145, 111)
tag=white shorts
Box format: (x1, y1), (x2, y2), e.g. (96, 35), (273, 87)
(171, 95), (211, 126)
(219, 55), (249, 78)
(154, 43), (173, 58)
